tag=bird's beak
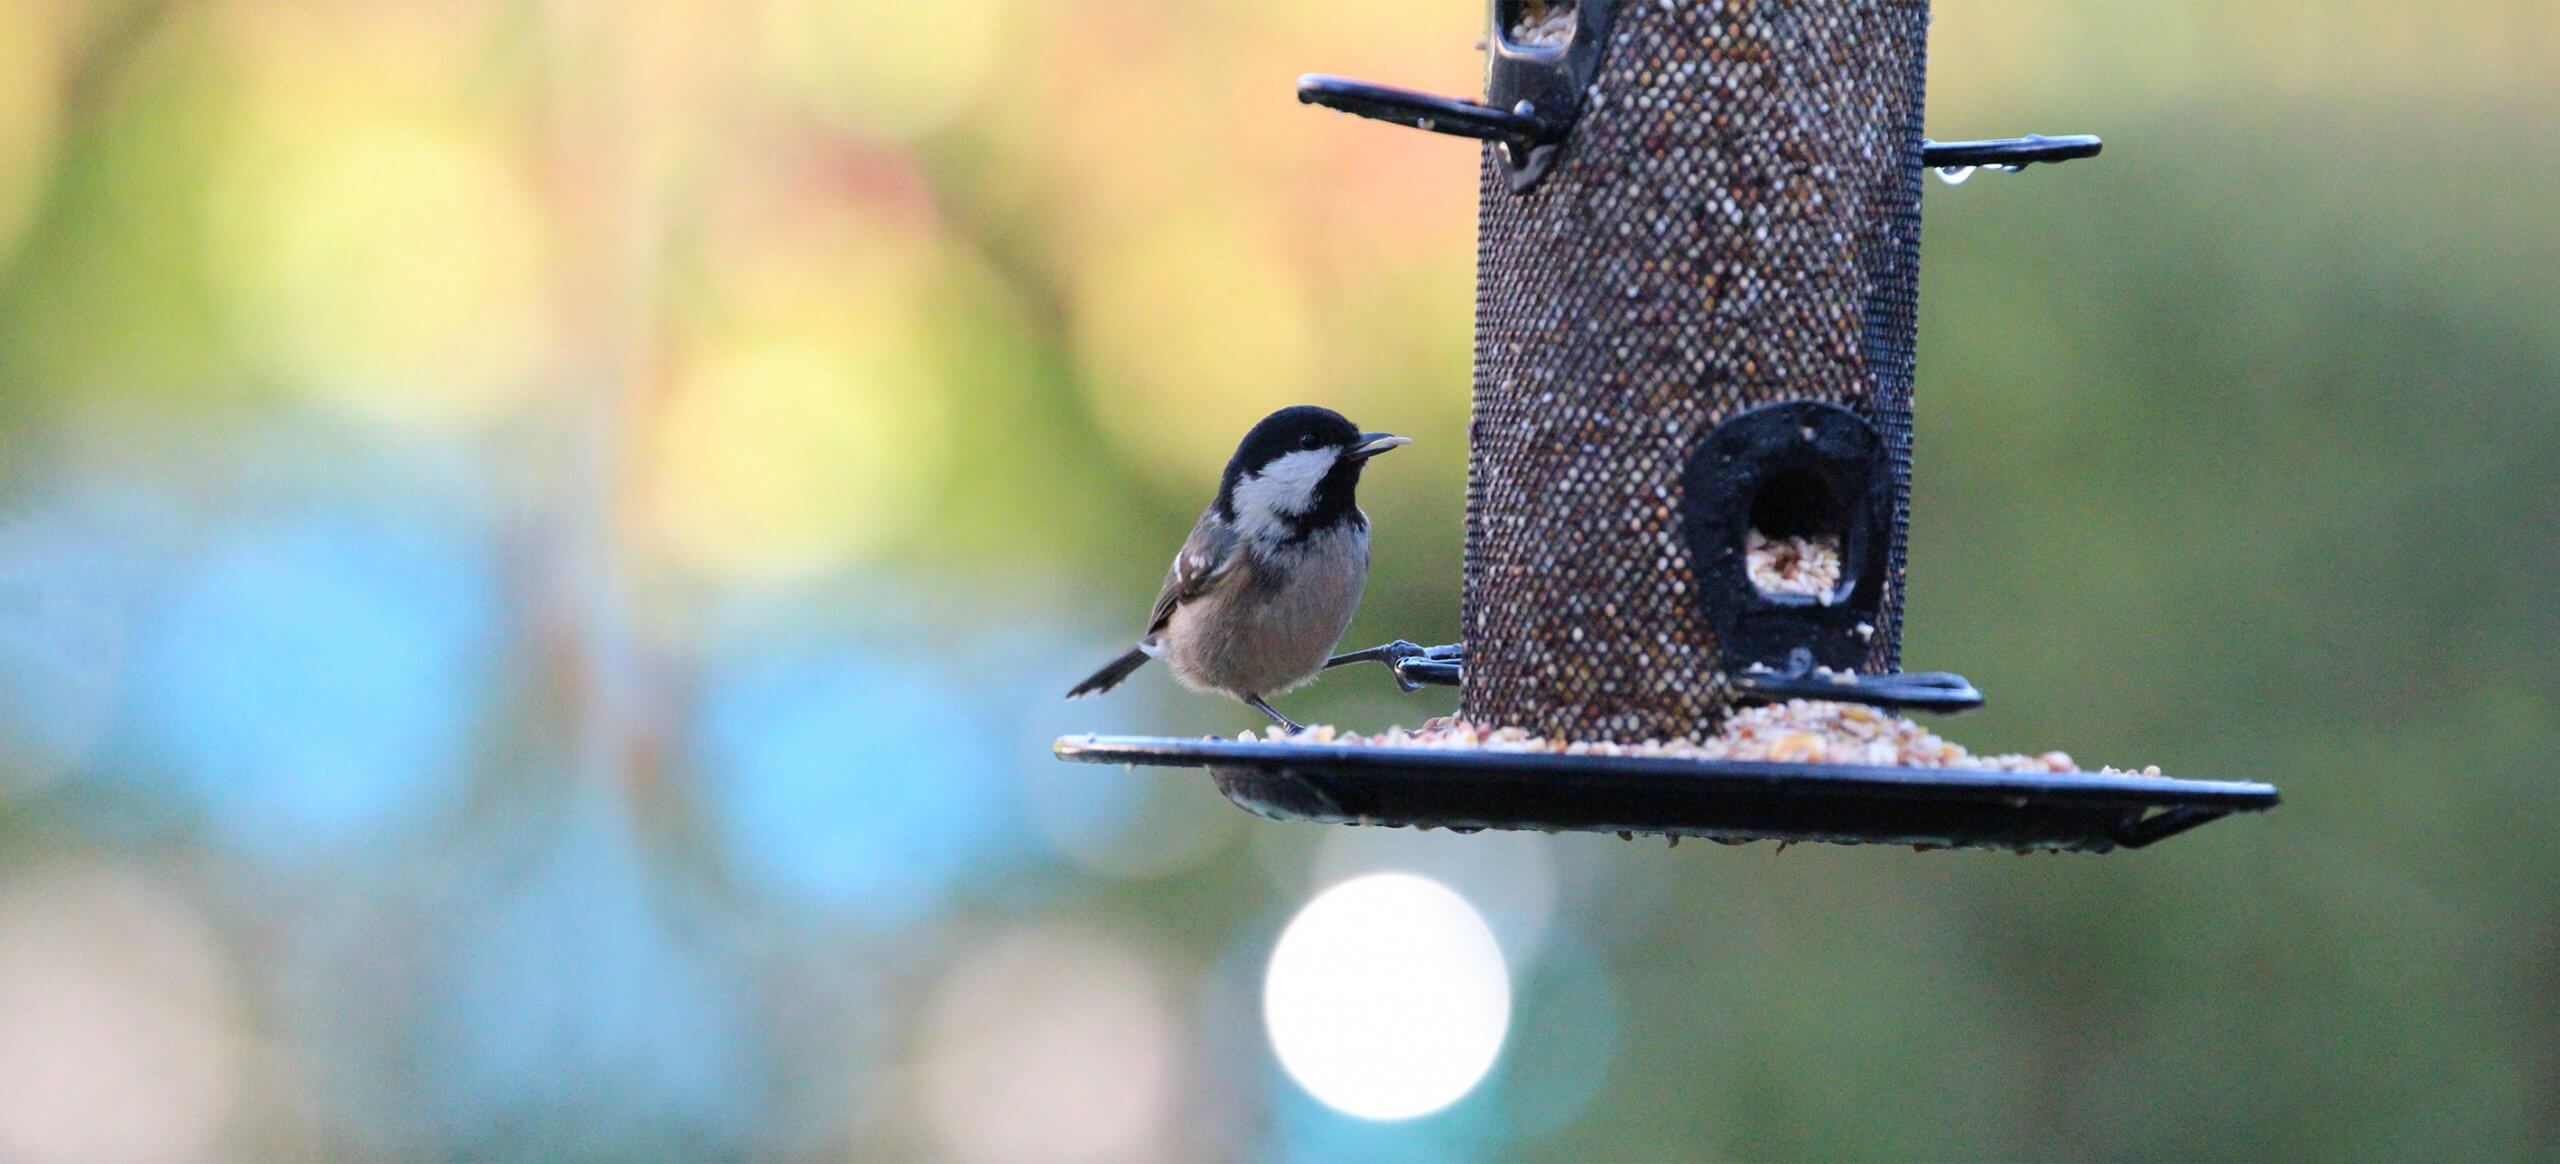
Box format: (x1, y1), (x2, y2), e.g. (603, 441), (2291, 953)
(1350, 432), (1411, 459)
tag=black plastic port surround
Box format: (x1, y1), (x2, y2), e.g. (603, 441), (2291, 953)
(1681, 400), (1893, 672)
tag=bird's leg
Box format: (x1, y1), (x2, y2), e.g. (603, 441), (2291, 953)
(1244, 695), (1304, 734)
(1324, 640), (1463, 692)
(1325, 639), (1422, 670)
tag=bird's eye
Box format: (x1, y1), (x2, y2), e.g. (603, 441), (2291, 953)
(1299, 433), (1320, 449)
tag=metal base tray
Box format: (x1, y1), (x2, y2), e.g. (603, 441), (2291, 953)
(1053, 734), (2278, 853)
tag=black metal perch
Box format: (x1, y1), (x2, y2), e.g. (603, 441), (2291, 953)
(1921, 133), (2104, 170)
(1321, 641), (1982, 715)
(1058, 0), (2277, 853)
(1295, 76), (1566, 157)
(1300, 77), (2103, 182)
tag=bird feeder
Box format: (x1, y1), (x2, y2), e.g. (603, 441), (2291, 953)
(1056, 0), (2277, 852)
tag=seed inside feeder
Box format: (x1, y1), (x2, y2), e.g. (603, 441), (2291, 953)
(1510, 1), (1576, 48)
(1745, 527), (1843, 603)
(1247, 701), (2161, 777)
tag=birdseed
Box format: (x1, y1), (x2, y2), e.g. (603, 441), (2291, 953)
(1741, 660), (1862, 685)
(1243, 700), (2164, 777)
(1745, 529), (1844, 602)
(1511, 2), (1576, 48)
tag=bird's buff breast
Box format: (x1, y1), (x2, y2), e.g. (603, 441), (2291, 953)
(1163, 527), (1367, 698)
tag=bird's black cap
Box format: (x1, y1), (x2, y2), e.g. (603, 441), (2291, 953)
(1226, 406), (1362, 477)
(1214, 406), (1406, 534)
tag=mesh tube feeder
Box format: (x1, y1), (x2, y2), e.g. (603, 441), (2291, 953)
(1056, 0), (2277, 853)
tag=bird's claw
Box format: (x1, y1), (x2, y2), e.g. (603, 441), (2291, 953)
(1325, 640), (1464, 691)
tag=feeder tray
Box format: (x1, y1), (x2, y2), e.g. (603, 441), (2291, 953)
(1055, 734), (2277, 854)
(1057, 0), (2278, 852)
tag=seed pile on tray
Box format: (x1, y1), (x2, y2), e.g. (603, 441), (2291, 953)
(1243, 700), (2164, 777)
(1745, 529), (1843, 601)
(1511, 2), (1576, 47)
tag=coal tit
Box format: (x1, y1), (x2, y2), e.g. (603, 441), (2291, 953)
(1068, 406), (1409, 732)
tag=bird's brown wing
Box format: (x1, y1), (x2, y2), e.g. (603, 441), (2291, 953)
(1143, 508), (1240, 641)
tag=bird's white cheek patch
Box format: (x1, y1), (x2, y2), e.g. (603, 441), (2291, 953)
(1231, 449), (1339, 541)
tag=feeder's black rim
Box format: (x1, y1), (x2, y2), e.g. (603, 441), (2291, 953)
(1057, 734), (2275, 807)
(1054, 733), (2277, 852)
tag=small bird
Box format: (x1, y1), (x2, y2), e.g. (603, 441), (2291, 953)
(1068, 406), (1410, 732)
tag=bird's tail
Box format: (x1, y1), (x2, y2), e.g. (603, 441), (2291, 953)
(1067, 647), (1151, 698)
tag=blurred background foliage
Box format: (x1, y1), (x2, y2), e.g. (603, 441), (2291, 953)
(0, 0), (2551, 1159)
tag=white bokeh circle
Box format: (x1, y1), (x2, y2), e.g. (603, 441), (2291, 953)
(1262, 873), (1511, 1121)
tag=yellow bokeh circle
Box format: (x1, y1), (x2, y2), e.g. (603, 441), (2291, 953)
(649, 327), (948, 582)
(1073, 213), (1322, 487)
(209, 123), (552, 430)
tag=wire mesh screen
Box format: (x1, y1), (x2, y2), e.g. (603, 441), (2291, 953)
(1462, 0), (1933, 741)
